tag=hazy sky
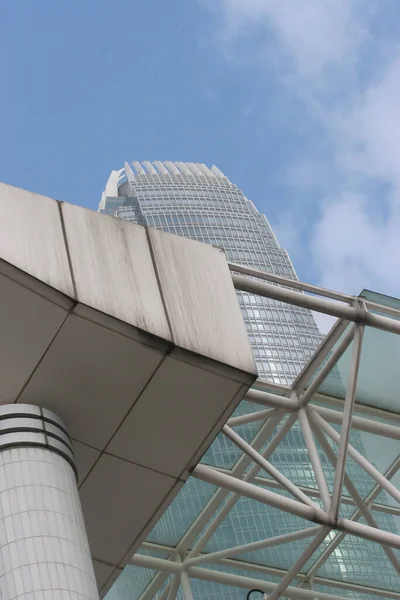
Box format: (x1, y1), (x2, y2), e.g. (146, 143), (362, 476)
(1, 0), (400, 305)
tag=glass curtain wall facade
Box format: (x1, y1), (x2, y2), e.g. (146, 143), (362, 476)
(99, 162), (398, 599)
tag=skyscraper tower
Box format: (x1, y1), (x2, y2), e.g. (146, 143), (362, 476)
(99, 162), (398, 599)
(100, 161), (322, 382)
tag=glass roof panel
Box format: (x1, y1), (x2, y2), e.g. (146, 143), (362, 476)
(340, 430), (399, 499)
(202, 416), (263, 470)
(362, 289), (400, 311)
(105, 547), (171, 600)
(203, 495), (323, 570)
(146, 477), (217, 546)
(107, 287), (400, 600)
(313, 583), (389, 600)
(201, 431), (243, 469)
(105, 565), (159, 600)
(315, 532), (400, 593)
(267, 421), (335, 492)
(179, 578), (244, 600)
(202, 559), (292, 584)
(189, 562), (297, 600)
(375, 469), (400, 508)
(315, 290), (400, 414)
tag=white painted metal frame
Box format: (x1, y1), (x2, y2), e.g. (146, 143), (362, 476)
(130, 265), (400, 600)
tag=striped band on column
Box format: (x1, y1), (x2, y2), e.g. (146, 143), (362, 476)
(0, 403), (76, 478)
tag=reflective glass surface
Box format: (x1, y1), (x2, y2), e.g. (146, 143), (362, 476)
(317, 290), (400, 414)
(317, 532), (400, 593)
(147, 478), (217, 546)
(100, 163), (400, 600)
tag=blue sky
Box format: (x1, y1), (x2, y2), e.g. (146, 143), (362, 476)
(1, 0), (400, 310)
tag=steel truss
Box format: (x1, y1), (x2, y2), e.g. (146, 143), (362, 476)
(130, 265), (400, 600)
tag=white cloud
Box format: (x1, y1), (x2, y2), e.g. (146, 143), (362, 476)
(201, 0), (400, 303)
(336, 57), (400, 191)
(312, 193), (400, 291)
(212, 0), (369, 83)
(314, 55), (400, 296)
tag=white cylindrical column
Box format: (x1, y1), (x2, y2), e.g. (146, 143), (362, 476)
(0, 404), (99, 600)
